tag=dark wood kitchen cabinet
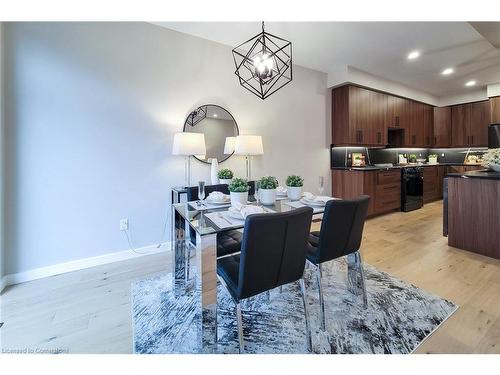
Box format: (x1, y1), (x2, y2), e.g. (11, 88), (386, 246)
(409, 101), (425, 147)
(387, 95), (411, 144)
(490, 96), (500, 123)
(469, 100), (490, 146)
(423, 166), (440, 203)
(451, 101), (490, 147)
(332, 85), (387, 146)
(332, 169), (400, 217)
(423, 104), (434, 147)
(433, 107), (451, 147)
(451, 103), (471, 147)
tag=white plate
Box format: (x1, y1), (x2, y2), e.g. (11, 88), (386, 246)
(300, 198), (326, 207)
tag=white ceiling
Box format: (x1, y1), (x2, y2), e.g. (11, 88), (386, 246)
(154, 22), (500, 98)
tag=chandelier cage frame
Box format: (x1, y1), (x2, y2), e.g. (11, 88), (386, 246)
(231, 22), (293, 100)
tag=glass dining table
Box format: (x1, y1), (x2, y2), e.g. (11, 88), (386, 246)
(169, 195), (328, 351)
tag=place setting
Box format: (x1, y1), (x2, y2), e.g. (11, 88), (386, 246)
(204, 201), (275, 229)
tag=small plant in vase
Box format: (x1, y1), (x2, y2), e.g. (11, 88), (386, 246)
(228, 177), (249, 206)
(482, 148), (500, 172)
(286, 175), (304, 201)
(218, 168), (234, 185)
(259, 176), (278, 205)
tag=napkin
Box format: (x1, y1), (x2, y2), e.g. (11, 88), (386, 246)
(303, 192), (332, 204)
(276, 186), (288, 194)
(207, 191), (229, 202)
(230, 202), (265, 219)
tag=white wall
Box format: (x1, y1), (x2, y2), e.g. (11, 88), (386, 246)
(487, 83), (500, 98)
(3, 22), (330, 275)
(438, 89), (488, 106)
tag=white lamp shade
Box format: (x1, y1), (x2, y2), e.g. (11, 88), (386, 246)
(172, 132), (206, 156)
(234, 135), (264, 156)
(224, 136), (236, 154)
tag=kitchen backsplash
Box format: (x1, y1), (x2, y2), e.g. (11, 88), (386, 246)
(330, 146), (487, 168)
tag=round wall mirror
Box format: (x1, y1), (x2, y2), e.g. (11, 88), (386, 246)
(183, 104), (239, 164)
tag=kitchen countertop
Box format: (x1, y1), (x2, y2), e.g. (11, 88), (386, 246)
(332, 163), (483, 171)
(446, 170), (500, 180)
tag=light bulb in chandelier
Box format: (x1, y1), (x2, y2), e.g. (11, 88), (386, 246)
(253, 53), (274, 80)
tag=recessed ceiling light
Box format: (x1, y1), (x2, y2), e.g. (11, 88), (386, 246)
(407, 50), (420, 60)
(441, 68), (454, 75)
(465, 80), (476, 87)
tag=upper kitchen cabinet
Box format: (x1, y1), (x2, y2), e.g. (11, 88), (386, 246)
(489, 96), (500, 123)
(423, 104), (434, 147)
(409, 101), (425, 147)
(433, 106), (451, 147)
(470, 100), (490, 146)
(332, 85), (387, 146)
(387, 95), (411, 144)
(451, 103), (471, 147)
(451, 101), (489, 147)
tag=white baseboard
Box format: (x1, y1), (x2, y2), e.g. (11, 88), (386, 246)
(1, 242), (171, 289)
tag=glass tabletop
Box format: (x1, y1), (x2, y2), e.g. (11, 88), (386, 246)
(173, 196), (327, 236)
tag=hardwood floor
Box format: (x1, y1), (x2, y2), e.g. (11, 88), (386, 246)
(1, 201), (499, 354)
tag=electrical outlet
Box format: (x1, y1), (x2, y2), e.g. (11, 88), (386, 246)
(120, 218), (129, 231)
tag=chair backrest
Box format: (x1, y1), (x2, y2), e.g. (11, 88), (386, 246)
(313, 196), (370, 263)
(236, 207), (313, 300)
(186, 184), (230, 201)
(186, 181), (255, 201)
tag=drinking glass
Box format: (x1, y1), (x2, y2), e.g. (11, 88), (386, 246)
(255, 181), (261, 205)
(198, 181), (205, 202)
(318, 176), (324, 196)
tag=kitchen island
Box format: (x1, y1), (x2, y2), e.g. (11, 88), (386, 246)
(446, 170), (500, 259)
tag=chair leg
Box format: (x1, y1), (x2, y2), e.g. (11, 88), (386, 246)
(356, 251), (368, 308)
(266, 290), (271, 302)
(236, 302), (244, 353)
(279, 285), (283, 294)
(299, 278), (312, 352)
(315, 264), (326, 331)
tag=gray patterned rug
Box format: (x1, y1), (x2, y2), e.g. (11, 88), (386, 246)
(132, 259), (457, 354)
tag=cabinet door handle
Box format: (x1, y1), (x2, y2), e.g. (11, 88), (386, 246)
(471, 135), (474, 145)
(412, 135), (416, 144)
(434, 136), (437, 145)
(467, 136), (470, 145)
(395, 116), (399, 127)
(377, 132), (381, 143)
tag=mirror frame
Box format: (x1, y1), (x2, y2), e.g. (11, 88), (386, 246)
(182, 104), (239, 164)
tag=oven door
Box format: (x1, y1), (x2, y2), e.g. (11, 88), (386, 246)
(402, 170), (423, 211)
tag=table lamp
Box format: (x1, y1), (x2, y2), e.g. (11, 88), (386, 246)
(224, 136), (236, 155)
(234, 135), (263, 180)
(172, 132), (206, 187)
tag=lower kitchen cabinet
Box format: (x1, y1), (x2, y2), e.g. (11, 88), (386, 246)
(332, 169), (401, 216)
(423, 166), (441, 203)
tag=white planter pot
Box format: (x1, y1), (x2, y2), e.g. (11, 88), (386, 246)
(286, 186), (302, 201)
(230, 191), (248, 206)
(219, 178), (232, 185)
(490, 164), (500, 172)
(260, 188), (277, 205)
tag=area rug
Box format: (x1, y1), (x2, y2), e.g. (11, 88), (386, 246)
(132, 259), (458, 354)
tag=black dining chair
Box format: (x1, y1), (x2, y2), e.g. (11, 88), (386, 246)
(217, 207), (314, 353)
(307, 196), (370, 331)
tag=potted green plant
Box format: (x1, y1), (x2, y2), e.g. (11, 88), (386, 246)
(228, 177), (250, 206)
(259, 176), (278, 205)
(286, 175), (304, 201)
(482, 148), (500, 172)
(428, 154), (438, 165)
(409, 154), (417, 163)
(218, 168), (234, 185)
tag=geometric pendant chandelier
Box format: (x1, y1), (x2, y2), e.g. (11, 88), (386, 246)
(232, 22), (293, 100)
